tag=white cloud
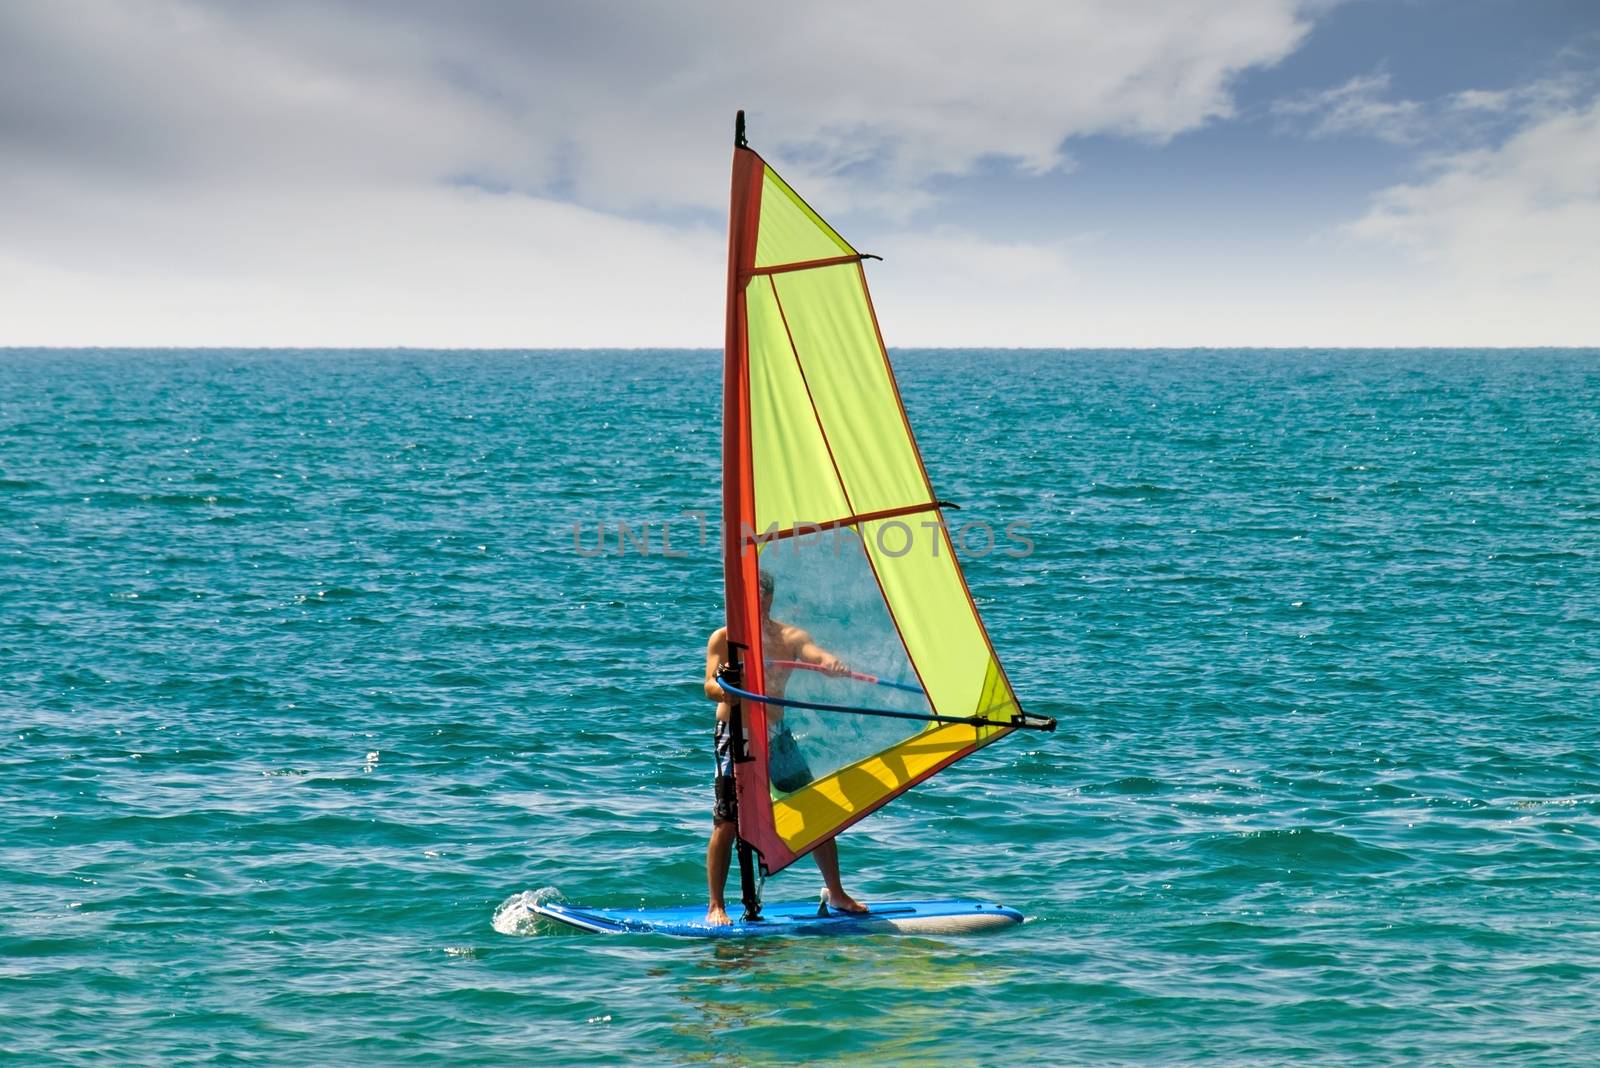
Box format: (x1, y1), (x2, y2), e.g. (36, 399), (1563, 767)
(1274, 66), (1598, 149)
(0, 0), (1321, 346)
(1343, 91), (1600, 343)
(867, 228), (1081, 344)
(0, 0), (1318, 208)
(1271, 72), (1423, 144)
(868, 79), (1600, 350)
(0, 182), (725, 347)
(1449, 88), (1515, 114)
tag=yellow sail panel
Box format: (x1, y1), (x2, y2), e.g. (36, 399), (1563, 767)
(754, 166), (855, 268)
(772, 719), (1006, 852)
(769, 264), (930, 517)
(747, 276), (851, 533)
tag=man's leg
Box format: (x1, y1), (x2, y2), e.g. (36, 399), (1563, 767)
(707, 721), (738, 926)
(811, 838), (866, 913)
(706, 818), (736, 925)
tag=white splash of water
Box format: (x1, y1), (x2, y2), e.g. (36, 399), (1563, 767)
(491, 886), (563, 936)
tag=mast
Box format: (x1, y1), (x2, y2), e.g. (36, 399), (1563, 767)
(723, 109), (766, 918)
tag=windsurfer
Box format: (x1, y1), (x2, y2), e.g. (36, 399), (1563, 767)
(703, 571), (867, 926)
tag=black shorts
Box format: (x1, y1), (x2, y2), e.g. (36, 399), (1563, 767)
(712, 722), (816, 821)
(713, 720), (737, 823)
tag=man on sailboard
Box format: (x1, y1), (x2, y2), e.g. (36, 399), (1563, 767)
(703, 570), (867, 926)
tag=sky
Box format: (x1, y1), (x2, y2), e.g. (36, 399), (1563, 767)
(1, 0), (1597, 348)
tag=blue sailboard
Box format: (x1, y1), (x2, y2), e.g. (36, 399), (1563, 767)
(530, 897), (1023, 938)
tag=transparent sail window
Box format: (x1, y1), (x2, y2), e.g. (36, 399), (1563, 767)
(755, 527), (932, 794)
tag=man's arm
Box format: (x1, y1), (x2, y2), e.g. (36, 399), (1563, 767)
(791, 627), (847, 675)
(704, 628), (732, 701)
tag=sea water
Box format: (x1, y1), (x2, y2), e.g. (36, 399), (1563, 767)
(2, 348), (1597, 1065)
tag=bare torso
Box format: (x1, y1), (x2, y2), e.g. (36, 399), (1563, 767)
(705, 621), (829, 722)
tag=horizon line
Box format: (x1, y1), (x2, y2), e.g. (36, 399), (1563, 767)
(3, 345), (1597, 354)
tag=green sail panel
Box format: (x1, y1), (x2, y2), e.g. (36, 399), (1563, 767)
(753, 166), (856, 269)
(769, 264), (929, 518)
(747, 275), (851, 535)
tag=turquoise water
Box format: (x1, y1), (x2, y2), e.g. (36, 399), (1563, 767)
(3, 348), (1598, 1065)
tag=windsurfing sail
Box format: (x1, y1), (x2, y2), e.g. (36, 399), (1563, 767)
(720, 112), (1053, 877)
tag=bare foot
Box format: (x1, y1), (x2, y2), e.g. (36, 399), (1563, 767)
(706, 903), (732, 926)
(824, 889), (869, 914)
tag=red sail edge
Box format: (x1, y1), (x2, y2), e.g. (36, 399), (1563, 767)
(723, 143), (789, 871)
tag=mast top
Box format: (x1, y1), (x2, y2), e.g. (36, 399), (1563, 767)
(735, 110), (748, 149)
